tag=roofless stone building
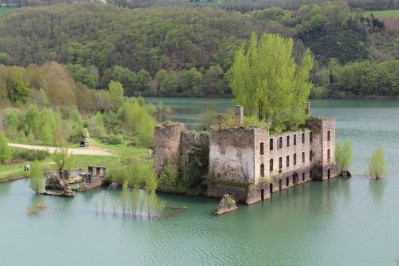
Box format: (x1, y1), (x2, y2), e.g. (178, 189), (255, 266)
(153, 105), (337, 204)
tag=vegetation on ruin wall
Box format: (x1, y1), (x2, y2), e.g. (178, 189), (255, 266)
(0, 3), (399, 98)
(157, 141), (209, 195)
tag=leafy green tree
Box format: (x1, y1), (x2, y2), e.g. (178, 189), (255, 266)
(145, 171), (159, 194)
(0, 132), (12, 163)
(131, 184), (140, 215)
(52, 147), (73, 171)
(204, 65), (227, 96)
(368, 146), (387, 179)
(180, 68), (203, 96)
(108, 80), (124, 111)
(230, 33), (313, 133)
(137, 69), (152, 93)
(335, 140), (352, 177)
(29, 161), (43, 194)
(5, 111), (19, 139)
(0, 52), (11, 65)
(41, 124), (53, 145)
(8, 74), (30, 104)
(121, 179), (128, 216)
(23, 106), (40, 135)
(38, 88), (50, 108)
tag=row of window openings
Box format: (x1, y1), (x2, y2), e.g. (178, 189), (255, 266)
(260, 173), (310, 185)
(260, 131), (331, 155)
(260, 149), (331, 176)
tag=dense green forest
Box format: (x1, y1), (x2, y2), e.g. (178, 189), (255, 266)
(2, 0), (399, 11)
(0, 3), (399, 98)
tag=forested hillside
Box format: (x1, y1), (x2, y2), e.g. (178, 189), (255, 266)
(0, 2), (399, 97)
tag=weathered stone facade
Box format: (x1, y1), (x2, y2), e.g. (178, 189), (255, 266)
(153, 115), (337, 205)
(153, 122), (209, 173)
(207, 116), (337, 204)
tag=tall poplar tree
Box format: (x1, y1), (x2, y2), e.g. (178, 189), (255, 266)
(230, 33), (313, 132)
(30, 161), (43, 194)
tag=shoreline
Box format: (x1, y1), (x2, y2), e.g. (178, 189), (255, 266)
(0, 175), (27, 184)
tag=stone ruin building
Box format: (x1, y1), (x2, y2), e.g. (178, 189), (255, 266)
(153, 105), (337, 204)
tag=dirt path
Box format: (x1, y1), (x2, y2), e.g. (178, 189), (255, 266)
(8, 143), (113, 156)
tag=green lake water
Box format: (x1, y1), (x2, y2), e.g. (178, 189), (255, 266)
(2, 98), (399, 265)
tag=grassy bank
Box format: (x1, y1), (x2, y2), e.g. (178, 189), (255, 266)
(0, 140), (151, 182)
(364, 10), (399, 18)
(0, 7), (16, 16)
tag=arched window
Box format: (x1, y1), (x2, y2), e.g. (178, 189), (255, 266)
(310, 132), (313, 143)
(260, 164), (265, 177)
(293, 153), (297, 165)
(260, 142), (264, 155)
(294, 134), (297, 145)
(279, 137), (283, 149)
(279, 157), (282, 169)
(302, 133), (305, 143)
(287, 136), (290, 147)
(286, 156), (289, 167)
(270, 139), (274, 150)
(270, 159), (273, 172)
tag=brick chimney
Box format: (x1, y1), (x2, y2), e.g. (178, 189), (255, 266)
(305, 102), (311, 115)
(235, 105), (244, 125)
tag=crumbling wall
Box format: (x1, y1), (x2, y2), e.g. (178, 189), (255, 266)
(153, 122), (184, 172)
(209, 126), (255, 183)
(306, 117), (337, 180)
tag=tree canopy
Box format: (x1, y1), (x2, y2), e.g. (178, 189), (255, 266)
(230, 33), (313, 132)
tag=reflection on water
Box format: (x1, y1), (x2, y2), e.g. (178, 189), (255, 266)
(26, 195), (47, 216)
(369, 179), (387, 203)
(0, 181), (12, 196)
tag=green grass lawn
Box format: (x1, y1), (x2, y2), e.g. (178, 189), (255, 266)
(364, 10), (399, 18)
(0, 7), (16, 16)
(0, 141), (151, 181)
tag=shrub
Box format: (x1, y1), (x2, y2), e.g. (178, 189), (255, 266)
(368, 146), (387, 179)
(226, 194), (235, 208)
(102, 134), (123, 145)
(12, 148), (50, 161)
(0, 132), (12, 163)
(29, 160), (44, 193)
(158, 161), (177, 189)
(335, 140), (352, 176)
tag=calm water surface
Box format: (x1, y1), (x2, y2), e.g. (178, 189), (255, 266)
(1, 99), (399, 266)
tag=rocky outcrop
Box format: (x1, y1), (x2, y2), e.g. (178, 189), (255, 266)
(45, 175), (65, 190)
(214, 194), (237, 216)
(63, 184), (74, 197)
(39, 184), (75, 197)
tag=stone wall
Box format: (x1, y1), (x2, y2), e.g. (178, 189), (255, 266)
(207, 116), (337, 204)
(153, 122), (209, 174)
(306, 117), (337, 180)
(209, 126), (256, 183)
(153, 122), (184, 172)
(256, 129), (313, 184)
(207, 183), (250, 203)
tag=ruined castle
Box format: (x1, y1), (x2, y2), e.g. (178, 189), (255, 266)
(153, 105), (337, 204)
